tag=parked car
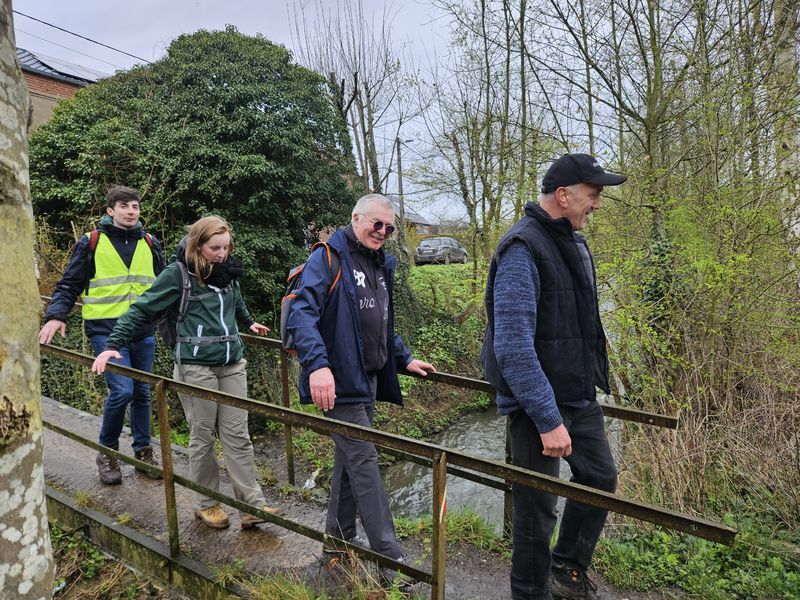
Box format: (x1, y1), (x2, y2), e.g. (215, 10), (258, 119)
(413, 237), (468, 265)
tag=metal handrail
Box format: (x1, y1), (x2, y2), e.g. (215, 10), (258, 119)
(40, 343), (736, 597)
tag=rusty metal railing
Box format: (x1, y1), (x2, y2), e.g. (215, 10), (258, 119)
(40, 342), (735, 600)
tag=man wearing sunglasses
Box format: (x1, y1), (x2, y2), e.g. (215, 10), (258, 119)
(287, 193), (434, 582)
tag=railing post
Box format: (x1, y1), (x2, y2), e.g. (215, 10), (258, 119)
(503, 417), (513, 540)
(430, 451), (447, 600)
(156, 380), (180, 558)
(280, 350), (295, 485)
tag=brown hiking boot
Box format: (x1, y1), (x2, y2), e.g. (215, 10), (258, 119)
(96, 451), (122, 485)
(194, 504), (229, 529)
(134, 446), (163, 479)
(240, 504), (284, 529)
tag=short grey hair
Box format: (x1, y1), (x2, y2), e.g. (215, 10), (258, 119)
(540, 184), (581, 204)
(352, 193), (395, 218)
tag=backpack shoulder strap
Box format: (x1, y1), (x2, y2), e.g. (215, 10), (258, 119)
(88, 229), (100, 253)
(311, 242), (342, 293)
(84, 229), (101, 294)
(174, 261), (192, 322)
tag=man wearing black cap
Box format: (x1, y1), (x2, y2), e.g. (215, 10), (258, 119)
(481, 154), (627, 599)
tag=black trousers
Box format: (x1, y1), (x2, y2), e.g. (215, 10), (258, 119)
(509, 402), (617, 600)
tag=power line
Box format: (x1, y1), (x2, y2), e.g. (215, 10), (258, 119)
(16, 28), (124, 70)
(13, 10), (151, 64)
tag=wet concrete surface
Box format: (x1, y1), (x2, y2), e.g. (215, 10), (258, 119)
(42, 397), (675, 599)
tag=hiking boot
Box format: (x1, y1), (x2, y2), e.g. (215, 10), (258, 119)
(379, 555), (416, 595)
(322, 534), (369, 555)
(134, 446), (163, 479)
(551, 563), (600, 600)
(240, 503), (284, 529)
(194, 504), (230, 529)
(96, 451), (122, 485)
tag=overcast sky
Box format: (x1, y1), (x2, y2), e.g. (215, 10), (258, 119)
(12, 0), (444, 76)
(12, 0), (457, 220)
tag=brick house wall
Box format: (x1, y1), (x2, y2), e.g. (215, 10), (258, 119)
(22, 71), (82, 130)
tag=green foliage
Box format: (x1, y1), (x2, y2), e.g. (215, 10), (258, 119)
(211, 558), (246, 587)
(404, 262), (485, 376)
(50, 524), (107, 581)
(593, 179), (800, 530)
(293, 429), (334, 471)
(30, 26), (355, 319)
(395, 508), (510, 557)
(595, 518), (800, 599)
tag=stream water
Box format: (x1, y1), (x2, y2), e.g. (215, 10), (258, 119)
(383, 408), (508, 532)
(382, 400), (620, 534)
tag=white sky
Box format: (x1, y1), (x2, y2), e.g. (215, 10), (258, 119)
(11, 0), (445, 77)
(12, 0), (457, 220)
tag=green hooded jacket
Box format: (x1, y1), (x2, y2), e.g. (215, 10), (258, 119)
(106, 262), (255, 366)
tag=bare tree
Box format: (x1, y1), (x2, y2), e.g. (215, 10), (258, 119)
(290, 0), (411, 193)
(0, 2), (55, 596)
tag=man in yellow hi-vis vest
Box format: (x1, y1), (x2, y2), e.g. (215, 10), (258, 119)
(39, 186), (165, 485)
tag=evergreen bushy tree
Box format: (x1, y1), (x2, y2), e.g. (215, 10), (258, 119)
(30, 26), (356, 317)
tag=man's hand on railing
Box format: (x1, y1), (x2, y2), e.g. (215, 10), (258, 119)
(405, 358), (436, 376)
(92, 350), (123, 374)
(39, 319), (66, 344)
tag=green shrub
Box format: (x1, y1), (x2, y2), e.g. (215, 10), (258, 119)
(596, 517), (800, 599)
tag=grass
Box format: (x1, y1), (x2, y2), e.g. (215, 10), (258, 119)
(395, 508), (511, 558)
(73, 490), (91, 508)
(51, 524), (167, 598)
(235, 557), (421, 600)
(211, 558), (246, 586)
(595, 516), (800, 599)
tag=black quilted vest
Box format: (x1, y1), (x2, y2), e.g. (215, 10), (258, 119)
(481, 202), (610, 403)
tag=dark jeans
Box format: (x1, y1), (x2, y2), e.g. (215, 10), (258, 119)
(509, 402), (617, 600)
(325, 373), (403, 559)
(90, 334), (156, 451)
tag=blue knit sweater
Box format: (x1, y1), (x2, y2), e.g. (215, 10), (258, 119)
(493, 240), (563, 433)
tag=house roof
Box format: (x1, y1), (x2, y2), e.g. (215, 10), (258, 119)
(17, 48), (107, 86)
(386, 195), (435, 226)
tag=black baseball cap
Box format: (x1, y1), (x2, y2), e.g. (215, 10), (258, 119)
(541, 153), (627, 194)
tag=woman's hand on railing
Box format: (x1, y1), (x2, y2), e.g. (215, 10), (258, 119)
(249, 322), (270, 336)
(92, 350), (123, 374)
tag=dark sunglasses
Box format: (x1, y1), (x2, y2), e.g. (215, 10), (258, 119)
(367, 218), (395, 235)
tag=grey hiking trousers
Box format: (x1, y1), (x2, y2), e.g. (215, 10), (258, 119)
(174, 360), (265, 512)
(325, 373), (404, 559)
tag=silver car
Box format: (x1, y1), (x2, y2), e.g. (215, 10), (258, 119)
(413, 237), (468, 265)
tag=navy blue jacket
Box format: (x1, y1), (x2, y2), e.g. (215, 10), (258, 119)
(288, 228), (413, 406)
(43, 216), (165, 339)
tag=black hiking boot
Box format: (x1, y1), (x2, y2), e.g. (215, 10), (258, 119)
(551, 563), (600, 600)
(322, 534), (369, 555)
(96, 451), (122, 485)
(134, 446), (162, 479)
(379, 555), (416, 595)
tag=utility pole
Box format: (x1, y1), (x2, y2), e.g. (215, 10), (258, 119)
(396, 135), (408, 254)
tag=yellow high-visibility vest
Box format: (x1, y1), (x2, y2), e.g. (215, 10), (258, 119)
(81, 233), (156, 320)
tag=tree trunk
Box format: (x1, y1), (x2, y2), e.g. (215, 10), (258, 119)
(772, 0), (800, 236)
(0, 2), (55, 597)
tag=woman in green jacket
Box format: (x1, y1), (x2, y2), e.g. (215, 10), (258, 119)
(92, 215), (281, 530)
